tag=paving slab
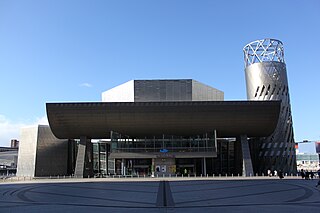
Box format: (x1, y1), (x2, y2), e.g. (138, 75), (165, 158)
(0, 177), (319, 212)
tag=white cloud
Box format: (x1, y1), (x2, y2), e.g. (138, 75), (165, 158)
(0, 115), (49, 147)
(79, 82), (92, 88)
(35, 115), (49, 125)
(0, 115), (25, 147)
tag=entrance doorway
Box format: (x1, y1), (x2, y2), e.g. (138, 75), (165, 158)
(176, 158), (202, 176)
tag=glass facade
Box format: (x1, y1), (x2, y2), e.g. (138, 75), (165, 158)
(93, 143), (110, 177)
(111, 137), (217, 153)
(92, 138), (242, 177)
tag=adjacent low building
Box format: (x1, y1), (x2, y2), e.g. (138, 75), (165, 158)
(0, 141), (19, 176)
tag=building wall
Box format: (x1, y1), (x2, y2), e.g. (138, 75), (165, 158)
(34, 125), (69, 176)
(102, 79), (224, 103)
(102, 80), (134, 102)
(134, 79), (193, 102)
(192, 80), (224, 101)
(16, 126), (38, 177)
(17, 125), (69, 177)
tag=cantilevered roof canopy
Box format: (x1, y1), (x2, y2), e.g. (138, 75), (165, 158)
(46, 101), (280, 139)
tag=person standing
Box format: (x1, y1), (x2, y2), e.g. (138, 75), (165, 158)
(267, 169), (271, 177)
(301, 169), (305, 179)
(316, 169), (320, 187)
(278, 170), (284, 179)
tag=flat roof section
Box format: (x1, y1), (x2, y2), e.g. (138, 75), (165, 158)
(46, 101), (280, 139)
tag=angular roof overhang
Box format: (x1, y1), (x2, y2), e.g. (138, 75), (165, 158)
(46, 101), (280, 139)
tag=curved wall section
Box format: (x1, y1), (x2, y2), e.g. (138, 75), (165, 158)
(244, 39), (296, 174)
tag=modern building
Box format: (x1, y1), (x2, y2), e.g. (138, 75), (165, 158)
(296, 153), (319, 172)
(0, 146), (18, 176)
(295, 141), (320, 172)
(10, 139), (19, 148)
(17, 39), (296, 178)
(243, 39), (296, 174)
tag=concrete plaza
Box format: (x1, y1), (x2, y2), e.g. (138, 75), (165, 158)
(0, 177), (320, 212)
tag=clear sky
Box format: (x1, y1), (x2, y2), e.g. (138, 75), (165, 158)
(0, 0), (319, 150)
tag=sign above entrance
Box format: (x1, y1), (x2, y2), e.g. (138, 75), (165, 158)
(156, 153), (175, 158)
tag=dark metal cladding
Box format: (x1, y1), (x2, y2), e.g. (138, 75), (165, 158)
(46, 101), (280, 139)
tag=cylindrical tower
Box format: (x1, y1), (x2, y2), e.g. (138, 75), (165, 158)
(243, 38), (296, 174)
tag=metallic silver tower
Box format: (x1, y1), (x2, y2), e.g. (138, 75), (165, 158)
(243, 38), (296, 174)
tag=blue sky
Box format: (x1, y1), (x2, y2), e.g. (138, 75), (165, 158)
(0, 0), (319, 151)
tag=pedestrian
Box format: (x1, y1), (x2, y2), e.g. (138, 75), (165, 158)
(301, 169), (305, 179)
(274, 170), (277, 177)
(267, 169), (271, 177)
(278, 170), (284, 179)
(305, 170), (310, 180)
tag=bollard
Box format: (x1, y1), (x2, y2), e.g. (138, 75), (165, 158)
(219, 174), (221, 177)
(226, 174), (227, 178)
(238, 173), (240, 177)
(176, 174), (178, 178)
(182, 174), (183, 178)
(157, 174), (159, 178)
(188, 174), (190, 178)
(207, 174), (209, 178)
(163, 174), (165, 178)
(213, 174), (215, 178)
(169, 174), (171, 178)
(232, 174), (234, 177)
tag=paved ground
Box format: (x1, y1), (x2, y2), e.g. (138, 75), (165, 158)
(0, 177), (320, 212)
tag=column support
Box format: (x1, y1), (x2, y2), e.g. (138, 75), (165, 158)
(121, 158), (125, 176)
(151, 158), (155, 177)
(240, 135), (254, 177)
(203, 157), (207, 176)
(74, 136), (93, 178)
